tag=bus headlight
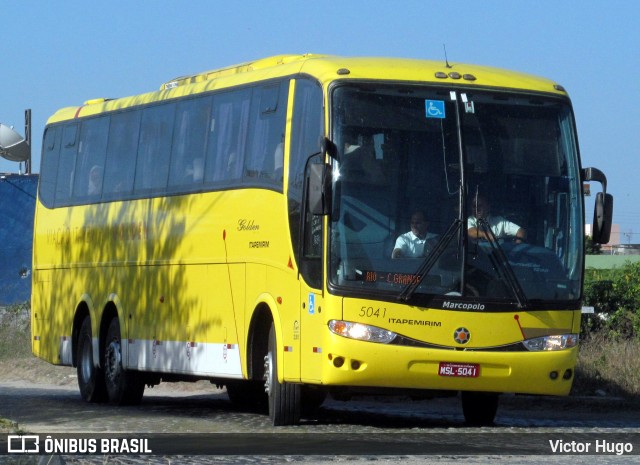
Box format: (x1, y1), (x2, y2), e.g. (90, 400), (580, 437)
(522, 334), (579, 351)
(328, 320), (397, 344)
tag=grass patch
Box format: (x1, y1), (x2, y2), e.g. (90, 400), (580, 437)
(0, 418), (21, 434)
(573, 335), (640, 397)
(0, 302), (32, 361)
(0, 303), (76, 384)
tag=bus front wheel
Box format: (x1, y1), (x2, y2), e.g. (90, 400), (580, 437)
(104, 317), (145, 405)
(77, 316), (108, 403)
(264, 323), (300, 425)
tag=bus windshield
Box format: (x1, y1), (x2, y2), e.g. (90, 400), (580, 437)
(329, 83), (584, 306)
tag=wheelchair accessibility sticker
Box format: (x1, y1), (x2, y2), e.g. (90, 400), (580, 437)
(425, 100), (445, 119)
(308, 293), (315, 315)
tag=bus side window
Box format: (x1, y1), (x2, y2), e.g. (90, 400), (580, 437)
(103, 110), (141, 198)
(244, 81), (288, 185)
(135, 103), (175, 195)
(73, 117), (109, 201)
(288, 78), (324, 287)
(55, 124), (79, 206)
(39, 127), (61, 208)
(168, 97), (211, 190)
(205, 89), (251, 185)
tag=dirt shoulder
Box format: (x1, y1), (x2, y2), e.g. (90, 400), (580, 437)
(0, 355), (76, 387)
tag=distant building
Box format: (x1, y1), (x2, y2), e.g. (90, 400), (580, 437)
(0, 173), (38, 305)
(609, 244), (640, 255)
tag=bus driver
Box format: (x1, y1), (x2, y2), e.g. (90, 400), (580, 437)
(467, 195), (526, 243)
(392, 211), (437, 258)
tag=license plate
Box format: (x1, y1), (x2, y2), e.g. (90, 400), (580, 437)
(438, 362), (480, 378)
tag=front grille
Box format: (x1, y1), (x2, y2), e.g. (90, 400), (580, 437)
(391, 334), (528, 352)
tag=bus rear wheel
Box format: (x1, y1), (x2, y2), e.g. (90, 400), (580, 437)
(104, 317), (145, 405)
(264, 323), (300, 425)
(77, 316), (108, 403)
(461, 391), (499, 426)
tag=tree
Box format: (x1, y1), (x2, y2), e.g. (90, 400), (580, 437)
(585, 235), (602, 255)
(583, 261), (640, 339)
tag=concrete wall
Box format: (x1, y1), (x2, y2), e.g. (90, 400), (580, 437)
(585, 254), (640, 270)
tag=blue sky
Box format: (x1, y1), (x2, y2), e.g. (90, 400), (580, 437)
(1, 0), (638, 241)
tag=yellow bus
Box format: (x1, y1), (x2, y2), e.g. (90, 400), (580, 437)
(32, 54), (613, 426)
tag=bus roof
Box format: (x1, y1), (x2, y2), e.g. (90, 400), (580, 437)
(47, 54), (568, 124)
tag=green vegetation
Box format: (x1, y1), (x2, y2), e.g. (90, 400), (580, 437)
(582, 261), (640, 340)
(0, 418), (21, 434)
(0, 302), (32, 361)
(575, 260), (640, 396)
(574, 335), (640, 397)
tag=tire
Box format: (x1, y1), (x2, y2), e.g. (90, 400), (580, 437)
(104, 317), (145, 405)
(461, 391), (499, 426)
(76, 317), (108, 403)
(264, 323), (300, 425)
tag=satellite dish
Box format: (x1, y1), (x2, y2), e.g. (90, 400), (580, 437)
(0, 123), (30, 162)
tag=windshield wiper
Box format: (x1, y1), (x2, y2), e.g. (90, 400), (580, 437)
(476, 218), (529, 309)
(398, 219), (462, 302)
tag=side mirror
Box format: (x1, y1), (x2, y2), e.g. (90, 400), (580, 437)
(582, 167), (607, 194)
(592, 192), (613, 244)
(582, 166), (613, 244)
(308, 163), (332, 215)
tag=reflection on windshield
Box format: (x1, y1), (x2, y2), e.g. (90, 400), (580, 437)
(329, 84), (583, 304)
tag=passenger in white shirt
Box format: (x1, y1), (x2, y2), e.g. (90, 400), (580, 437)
(467, 195), (526, 243)
(392, 211), (437, 258)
